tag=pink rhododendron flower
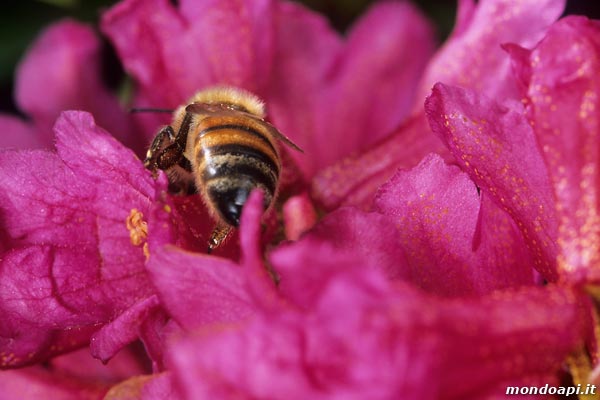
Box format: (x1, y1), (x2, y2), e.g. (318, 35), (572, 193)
(0, 347), (149, 400)
(1, 0), (599, 399)
(425, 15), (600, 285)
(6, 20), (136, 150)
(0, 111), (157, 367)
(512, 16), (600, 283)
(100, 0), (435, 178)
(312, 0), (566, 210)
(426, 83), (559, 281)
(168, 271), (587, 400)
(373, 153), (535, 296)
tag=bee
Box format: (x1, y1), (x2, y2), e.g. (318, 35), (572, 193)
(143, 86), (303, 253)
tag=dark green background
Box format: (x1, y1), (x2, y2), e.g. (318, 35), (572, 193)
(0, 0), (598, 115)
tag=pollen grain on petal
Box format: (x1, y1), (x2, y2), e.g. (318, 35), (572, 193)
(126, 208), (148, 247)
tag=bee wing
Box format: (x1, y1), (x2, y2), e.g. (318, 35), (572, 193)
(258, 120), (304, 153)
(185, 102), (229, 115)
(186, 102), (304, 153)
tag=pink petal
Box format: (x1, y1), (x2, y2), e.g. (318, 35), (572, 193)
(269, 240), (377, 313)
(0, 114), (45, 149)
(453, 0), (477, 38)
(146, 245), (255, 329)
(168, 267), (587, 399)
(137, 372), (176, 400)
(101, 0), (274, 109)
(319, 2), (434, 153)
(265, 0), (342, 177)
(161, 191), (240, 257)
(0, 111), (155, 367)
(425, 83), (559, 281)
(270, 2), (435, 177)
(146, 196), (253, 328)
(51, 346), (149, 382)
(514, 16), (600, 282)
(438, 284), (589, 398)
(239, 190), (281, 309)
(312, 0), (566, 211)
(101, 0), (192, 140)
(146, 189), (277, 329)
(103, 372), (175, 400)
(282, 192), (318, 241)
(0, 366), (110, 400)
(90, 296), (162, 364)
(147, 172), (262, 329)
(15, 20), (135, 149)
(270, 206), (410, 309)
(102, 0), (434, 179)
(416, 0), (566, 103)
(374, 153), (535, 295)
(177, 0), (274, 92)
(0, 323), (98, 370)
(311, 114), (450, 211)
(0, 347), (147, 399)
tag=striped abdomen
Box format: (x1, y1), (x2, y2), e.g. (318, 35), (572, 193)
(193, 116), (280, 227)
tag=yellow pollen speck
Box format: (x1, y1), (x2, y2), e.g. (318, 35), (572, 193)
(163, 204), (172, 213)
(142, 243), (150, 260)
(104, 375), (155, 400)
(126, 209), (148, 247)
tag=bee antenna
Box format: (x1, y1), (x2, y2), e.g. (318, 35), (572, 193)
(129, 107), (174, 114)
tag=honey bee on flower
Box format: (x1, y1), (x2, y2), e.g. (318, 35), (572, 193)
(143, 87), (302, 252)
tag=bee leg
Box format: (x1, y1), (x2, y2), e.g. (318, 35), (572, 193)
(207, 223), (232, 254)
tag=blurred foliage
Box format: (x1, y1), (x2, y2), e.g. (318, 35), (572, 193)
(0, 0), (118, 84)
(0, 0), (121, 112)
(0, 0), (599, 113)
